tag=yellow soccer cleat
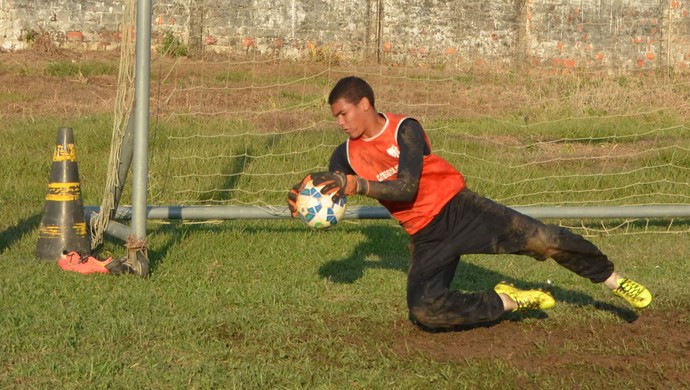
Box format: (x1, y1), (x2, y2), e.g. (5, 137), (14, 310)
(611, 278), (652, 310)
(494, 282), (556, 312)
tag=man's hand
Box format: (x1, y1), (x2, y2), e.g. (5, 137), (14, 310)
(287, 174), (311, 218)
(311, 171), (368, 202)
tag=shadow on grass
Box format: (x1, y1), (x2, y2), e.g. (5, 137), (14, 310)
(0, 213), (42, 255)
(318, 224), (640, 328)
(138, 221), (639, 324)
(141, 223), (194, 273)
(555, 289), (639, 322)
(197, 134), (284, 203)
(198, 153), (248, 203)
(318, 224), (409, 283)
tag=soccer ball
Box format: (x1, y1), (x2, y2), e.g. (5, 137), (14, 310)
(296, 180), (347, 229)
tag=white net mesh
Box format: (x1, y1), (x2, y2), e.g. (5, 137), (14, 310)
(91, 0), (136, 249)
(100, 1), (690, 238)
(146, 58), (689, 212)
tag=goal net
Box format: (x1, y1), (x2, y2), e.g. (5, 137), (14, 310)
(145, 56), (689, 228)
(96, 1), (690, 244)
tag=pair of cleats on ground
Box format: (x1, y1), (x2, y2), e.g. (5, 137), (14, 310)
(494, 278), (652, 311)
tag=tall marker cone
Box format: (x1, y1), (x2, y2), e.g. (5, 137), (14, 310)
(36, 127), (91, 261)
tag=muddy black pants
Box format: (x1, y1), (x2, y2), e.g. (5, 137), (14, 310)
(407, 189), (614, 330)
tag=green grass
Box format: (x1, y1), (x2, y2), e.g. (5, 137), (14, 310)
(2, 113), (689, 388)
(3, 215), (687, 388)
(43, 61), (118, 77)
(2, 60), (690, 388)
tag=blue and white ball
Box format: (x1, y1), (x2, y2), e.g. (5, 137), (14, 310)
(296, 180), (347, 229)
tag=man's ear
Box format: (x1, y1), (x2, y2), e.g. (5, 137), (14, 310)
(358, 97), (372, 111)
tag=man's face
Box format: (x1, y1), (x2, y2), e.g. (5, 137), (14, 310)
(330, 97), (367, 139)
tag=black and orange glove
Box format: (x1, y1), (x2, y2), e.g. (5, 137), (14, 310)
(287, 174), (312, 218)
(310, 171), (368, 202)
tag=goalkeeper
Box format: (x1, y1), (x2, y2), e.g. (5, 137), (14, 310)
(288, 76), (652, 331)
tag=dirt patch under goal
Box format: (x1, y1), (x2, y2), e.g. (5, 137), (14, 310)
(387, 309), (690, 386)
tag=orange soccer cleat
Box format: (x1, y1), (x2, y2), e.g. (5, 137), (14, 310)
(57, 251), (133, 275)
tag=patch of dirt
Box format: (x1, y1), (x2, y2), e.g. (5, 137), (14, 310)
(388, 310), (690, 387)
(0, 50), (119, 119)
(3, 48), (688, 126)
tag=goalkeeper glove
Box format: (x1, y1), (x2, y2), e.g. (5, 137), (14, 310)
(310, 171), (368, 202)
(287, 174), (312, 218)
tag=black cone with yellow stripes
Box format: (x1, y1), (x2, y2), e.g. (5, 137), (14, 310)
(36, 127), (91, 261)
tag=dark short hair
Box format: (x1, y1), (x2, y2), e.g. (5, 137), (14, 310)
(328, 76), (375, 109)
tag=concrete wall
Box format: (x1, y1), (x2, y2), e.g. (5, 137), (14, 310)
(2, 0), (689, 71)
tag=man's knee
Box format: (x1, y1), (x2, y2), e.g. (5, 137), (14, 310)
(409, 303), (432, 323)
(408, 303), (448, 331)
(408, 294), (503, 331)
(407, 287), (444, 328)
(524, 224), (568, 259)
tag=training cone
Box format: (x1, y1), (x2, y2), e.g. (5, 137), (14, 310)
(36, 127), (91, 261)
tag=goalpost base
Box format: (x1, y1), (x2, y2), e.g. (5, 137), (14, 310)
(86, 210), (150, 277)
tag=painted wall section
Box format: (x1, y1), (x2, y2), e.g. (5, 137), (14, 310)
(2, 0), (689, 71)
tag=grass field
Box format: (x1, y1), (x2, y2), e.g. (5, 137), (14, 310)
(1, 50), (690, 388)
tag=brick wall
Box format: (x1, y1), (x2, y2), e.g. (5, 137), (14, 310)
(2, 0), (689, 71)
